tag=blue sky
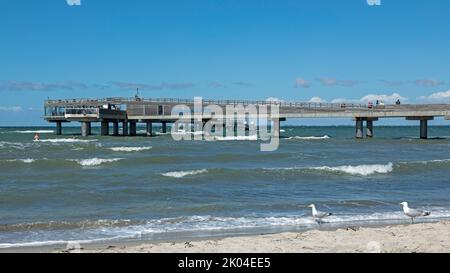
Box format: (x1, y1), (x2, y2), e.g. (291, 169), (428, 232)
(1, 0), (450, 125)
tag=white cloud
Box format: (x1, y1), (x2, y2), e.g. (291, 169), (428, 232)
(418, 90), (450, 103)
(294, 78), (310, 88)
(359, 93), (407, 104)
(0, 81), (88, 91)
(414, 79), (445, 87)
(330, 93), (407, 104)
(0, 106), (23, 112)
(317, 77), (362, 87)
(66, 0), (81, 6)
(308, 96), (326, 103)
(265, 97), (284, 103)
(330, 98), (359, 104)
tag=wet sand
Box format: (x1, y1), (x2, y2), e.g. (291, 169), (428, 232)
(57, 221), (450, 253)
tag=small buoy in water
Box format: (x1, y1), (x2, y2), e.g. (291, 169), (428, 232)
(34, 133), (40, 141)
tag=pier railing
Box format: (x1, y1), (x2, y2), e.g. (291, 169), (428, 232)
(45, 97), (368, 109)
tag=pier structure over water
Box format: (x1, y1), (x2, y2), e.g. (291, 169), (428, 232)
(44, 97), (450, 139)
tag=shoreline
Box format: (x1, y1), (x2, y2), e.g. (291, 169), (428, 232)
(3, 221), (449, 253)
(80, 221), (450, 253)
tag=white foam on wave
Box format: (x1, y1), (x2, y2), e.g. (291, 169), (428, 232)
(108, 147), (152, 152)
(312, 162), (394, 176)
(416, 159), (450, 164)
(0, 141), (28, 150)
(72, 158), (123, 167)
(215, 135), (258, 141)
(287, 135), (331, 140)
(36, 138), (97, 143)
(162, 169), (208, 178)
(15, 130), (54, 134)
(2, 208), (450, 249)
(0, 235), (134, 249)
(6, 158), (36, 164)
(171, 131), (204, 136)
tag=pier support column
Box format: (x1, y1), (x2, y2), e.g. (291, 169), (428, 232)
(365, 118), (378, 138)
(355, 118), (364, 139)
(87, 122), (91, 136)
(122, 121), (128, 136)
(162, 122), (167, 134)
(146, 121), (153, 136)
(101, 121), (109, 136)
(55, 121), (62, 135)
(420, 119), (428, 139)
(81, 121), (90, 137)
(129, 121), (137, 136)
(406, 116), (434, 140)
(366, 120), (373, 138)
(272, 118), (280, 137)
(112, 121), (119, 136)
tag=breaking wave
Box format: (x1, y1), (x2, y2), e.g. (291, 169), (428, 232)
(162, 169), (208, 178)
(71, 158), (123, 167)
(2, 208), (450, 249)
(35, 138), (97, 143)
(108, 147), (152, 152)
(6, 158), (36, 164)
(311, 163), (394, 176)
(214, 135), (258, 141)
(15, 130), (54, 134)
(287, 135), (331, 140)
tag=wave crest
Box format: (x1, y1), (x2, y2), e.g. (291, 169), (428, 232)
(287, 135), (331, 140)
(162, 169), (208, 178)
(72, 158), (123, 167)
(108, 147), (152, 152)
(36, 138), (97, 143)
(15, 130), (54, 134)
(311, 163), (394, 176)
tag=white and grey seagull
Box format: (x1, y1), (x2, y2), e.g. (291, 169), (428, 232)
(400, 202), (431, 224)
(308, 204), (332, 224)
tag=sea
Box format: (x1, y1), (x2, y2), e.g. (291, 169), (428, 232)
(1, 125), (450, 249)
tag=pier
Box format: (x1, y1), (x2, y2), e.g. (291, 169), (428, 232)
(44, 97), (450, 139)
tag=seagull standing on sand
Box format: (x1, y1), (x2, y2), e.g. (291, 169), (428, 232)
(400, 202), (431, 224)
(308, 204), (332, 224)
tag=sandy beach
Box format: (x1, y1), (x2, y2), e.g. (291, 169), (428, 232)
(52, 221), (449, 253)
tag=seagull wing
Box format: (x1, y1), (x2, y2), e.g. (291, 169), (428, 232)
(315, 211), (332, 219)
(407, 208), (430, 217)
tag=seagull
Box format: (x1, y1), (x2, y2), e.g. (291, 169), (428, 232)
(308, 204), (332, 224)
(400, 202), (431, 224)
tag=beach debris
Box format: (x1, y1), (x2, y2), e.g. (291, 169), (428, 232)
(184, 242), (194, 248)
(400, 202), (431, 224)
(346, 226), (359, 232)
(308, 204), (332, 225)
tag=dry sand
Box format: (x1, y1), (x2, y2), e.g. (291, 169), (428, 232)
(70, 221), (450, 253)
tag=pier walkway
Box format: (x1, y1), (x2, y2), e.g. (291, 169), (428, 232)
(44, 97), (450, 139)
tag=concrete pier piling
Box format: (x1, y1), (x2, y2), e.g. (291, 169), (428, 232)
(129, 121), (137, 136)
(355, 118), (364, 139)
(146, 121), (153, 136)
(101, 121), (109, 136)
(420, 119), (428, 139)
(366, 120), (373, 138)
(406, 116), (434, 139)
(122, 121), (128, 136)
(112, 121), (119, 136)
(162, 122), (167, 134)
(55, 121), (62, 135)
(81, 121), (90, 137)
(272, 118), (280, 137)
